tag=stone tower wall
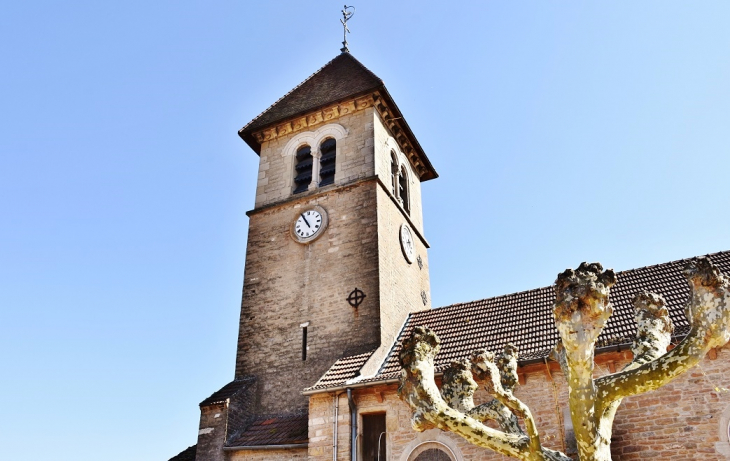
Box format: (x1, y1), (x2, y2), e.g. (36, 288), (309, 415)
(375, 184), (431, 350)
(235, 179), (382, 414)
(236, 100), (432, 415)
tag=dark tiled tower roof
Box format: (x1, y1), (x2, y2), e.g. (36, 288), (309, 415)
(238, 52), (437, 180)
(240, 53), (382, 137)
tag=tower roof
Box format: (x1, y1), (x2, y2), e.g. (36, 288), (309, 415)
(239, 53), (437, 181)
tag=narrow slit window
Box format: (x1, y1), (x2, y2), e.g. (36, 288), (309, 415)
(301, 326), (308, 361)
(319, 138), (336, 187)
(294, 145), (313, 194)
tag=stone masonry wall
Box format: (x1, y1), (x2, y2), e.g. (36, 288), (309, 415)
(308, 345), (730, 460)
(195, 403), (227, 461)
(375, 184), (431, 355)
(353, 110), (431, 377)
(308, 393), (352, 460)
(235, 180), (382, 415)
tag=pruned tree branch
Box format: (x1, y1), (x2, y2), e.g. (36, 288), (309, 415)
(594, 291), (674, 457)
(398, 326), (532, 458)
(441, 358), (477, 413)
(628, 291), (674, 367)
(398, 327), (571, 461)
(398, 257), (730, 461)
(468, 346), (524, 434)
(470, 345), (542, 453)
(595, 257), (730, 406)
(467, 399), (523, 435)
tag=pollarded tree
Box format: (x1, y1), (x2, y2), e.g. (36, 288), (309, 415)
(398, 257), (730, 461)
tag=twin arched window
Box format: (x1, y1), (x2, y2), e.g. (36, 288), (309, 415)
(294, 138), (336, 194)
(391, 150), (410, 215)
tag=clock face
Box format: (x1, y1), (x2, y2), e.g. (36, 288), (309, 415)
(400, 223), (416, 263)
(292, 206), (328, 243)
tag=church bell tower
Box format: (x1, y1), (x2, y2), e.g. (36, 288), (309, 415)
(194, 51), (437, 459)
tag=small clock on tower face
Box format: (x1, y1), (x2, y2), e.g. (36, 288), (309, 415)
(291, 205), (328, 243)
(400, 223), (416, 263)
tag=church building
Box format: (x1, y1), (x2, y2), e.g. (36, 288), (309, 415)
(170, 49), (730, 461)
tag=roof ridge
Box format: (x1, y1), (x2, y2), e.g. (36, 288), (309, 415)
(345, 349), (377, 359)
(422, 250), (730, 315)
(613, 249), (730, 275)
(342, 53), (383, 85)
(430, 286), (553, 313)
(249, 410), (308, 421)
(238, 57), (337, 134)
(238, 53), (382, 135)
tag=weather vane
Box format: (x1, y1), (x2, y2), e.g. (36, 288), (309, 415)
(340, 5), (355, 53)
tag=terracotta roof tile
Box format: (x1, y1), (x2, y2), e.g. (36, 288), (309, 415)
(227, 413), (308, 447)
(310, 251), (730, 391)
(304, 350), (374, 392)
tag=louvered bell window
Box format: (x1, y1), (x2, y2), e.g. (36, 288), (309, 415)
(294, 146), (313, 194)
(399, 165), (410, 215)
(391, 151), (399, 196)
(319, 138), (336, 187)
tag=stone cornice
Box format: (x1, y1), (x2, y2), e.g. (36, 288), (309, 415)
(245, 175), (430, 248)
(246, 176), (378, 217)
(251, 95), (375, 145)
(371, 90), (429, 180)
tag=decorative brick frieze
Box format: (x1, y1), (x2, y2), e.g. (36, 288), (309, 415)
(371, 91), (428, 179)
(252, 95), (375, 144)
(276, 121), (293, 137)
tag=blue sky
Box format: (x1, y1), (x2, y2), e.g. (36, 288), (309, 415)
(1, 2), (728, 460)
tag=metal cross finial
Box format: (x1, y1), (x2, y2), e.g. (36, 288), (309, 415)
(340, 5), (355, 53)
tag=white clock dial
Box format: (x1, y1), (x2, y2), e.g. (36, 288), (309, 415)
(400, 223), (416, 263)
(291, 206), (328, 243)
(295, 210), (322, 238)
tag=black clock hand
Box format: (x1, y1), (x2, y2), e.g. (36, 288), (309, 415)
(301, 214), (312, 228)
